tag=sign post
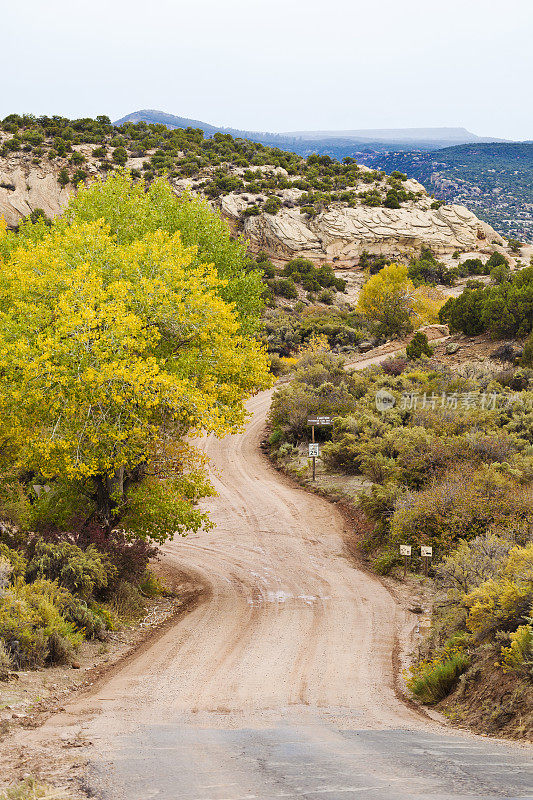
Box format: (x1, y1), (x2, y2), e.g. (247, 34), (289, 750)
(308, 442), (320, 480)
(420, 545), (433, 576)
(307, 417), (332, 481)
(400, 544), (412, 578)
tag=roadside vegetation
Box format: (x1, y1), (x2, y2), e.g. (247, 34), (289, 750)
(1, 112), (530, 740)
(0, 777), (70, 800)
(0, 172), (272, 673)
(268, 339), (533, 737)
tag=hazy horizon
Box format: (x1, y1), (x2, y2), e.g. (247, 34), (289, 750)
(2, 0), (532, 141)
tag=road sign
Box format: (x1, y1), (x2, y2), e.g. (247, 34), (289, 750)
(308, 443), (320, 457)
(421, 545), (432, 575)
(400, 544), (411, 579)
(307, 416), (332, 426)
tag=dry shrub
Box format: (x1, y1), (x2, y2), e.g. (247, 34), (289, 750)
(391, 466), (533, 551)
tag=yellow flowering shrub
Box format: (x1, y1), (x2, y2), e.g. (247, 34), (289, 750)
(465, 543), (533, 638)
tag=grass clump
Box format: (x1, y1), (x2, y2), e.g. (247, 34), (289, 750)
(407, 651), (470, 704)
(0, 778), (70, 800)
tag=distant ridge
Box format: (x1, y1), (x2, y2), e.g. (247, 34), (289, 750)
(113, 109), (507, 153)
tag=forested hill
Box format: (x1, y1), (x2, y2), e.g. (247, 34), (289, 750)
(369, 143), (533, 241)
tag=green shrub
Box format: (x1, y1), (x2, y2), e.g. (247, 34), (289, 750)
(486, 251), (509, 270)
(408, 250), (455, 287)
(277, 442), (299, 459)
(358, 251), (390, 274)
(273, 278), (298, 299)
(269, 426), (284, 447)
(242, 204), (261, 217)
(26, 541), (115, 600)
(440, 262), (533, 339)
(406, 332), (433, 359)
(384, 191), (400, 209)
(263, 196), (282, 215)
(372, 550), (400, 575)
(112, 146), (128, 165)
(408, 652), (470, 704)
(57, 167), (69, 188)
(458, 258), (487, 276)
(490, 263), (510, 284)
(0, 579), (83, 667)
(72, 168), (87, 185)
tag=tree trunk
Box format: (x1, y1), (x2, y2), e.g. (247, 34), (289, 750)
(93, 466), (125, 534)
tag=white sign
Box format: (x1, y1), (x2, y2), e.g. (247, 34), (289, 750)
(307, 416), (332, 426)
(399, 545), (412, 556)
(421, 546), (433, 558)
(308, 443), (320, 458)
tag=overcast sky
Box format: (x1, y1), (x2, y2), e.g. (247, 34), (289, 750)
(3, 0), (532, 140)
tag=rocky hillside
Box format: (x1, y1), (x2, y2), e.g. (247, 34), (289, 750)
(0, 114), (508, 267)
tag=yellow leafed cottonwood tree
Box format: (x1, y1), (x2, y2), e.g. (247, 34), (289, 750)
(357, 262), (444, 339)
(0, 175), (272, 542)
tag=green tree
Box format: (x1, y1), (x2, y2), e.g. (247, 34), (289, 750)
(406, 332), (434, 359)
(57, 167), (70, 188)
(112, 146), (128, 166)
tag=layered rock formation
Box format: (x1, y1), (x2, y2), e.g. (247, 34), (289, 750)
(0, 162), (72, 227)
(220, 193), (504, 267)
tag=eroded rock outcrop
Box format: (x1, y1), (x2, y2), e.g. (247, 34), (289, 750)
(220, 193), (504, 266)
(0, 162), (73, 227)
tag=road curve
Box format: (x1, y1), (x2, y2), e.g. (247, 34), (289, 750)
(59, 391), (533, 798)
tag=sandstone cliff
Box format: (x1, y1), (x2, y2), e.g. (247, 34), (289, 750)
(0, 161), (72, 227)
(219, 191), (504, 267)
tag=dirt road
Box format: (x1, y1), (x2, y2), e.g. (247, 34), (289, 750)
(24, 390), (533, 799)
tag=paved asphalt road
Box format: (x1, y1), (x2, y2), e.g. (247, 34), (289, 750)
(85, 714), (533, 800)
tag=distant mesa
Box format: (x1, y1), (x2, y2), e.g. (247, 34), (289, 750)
(114, 110), (507, 154)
